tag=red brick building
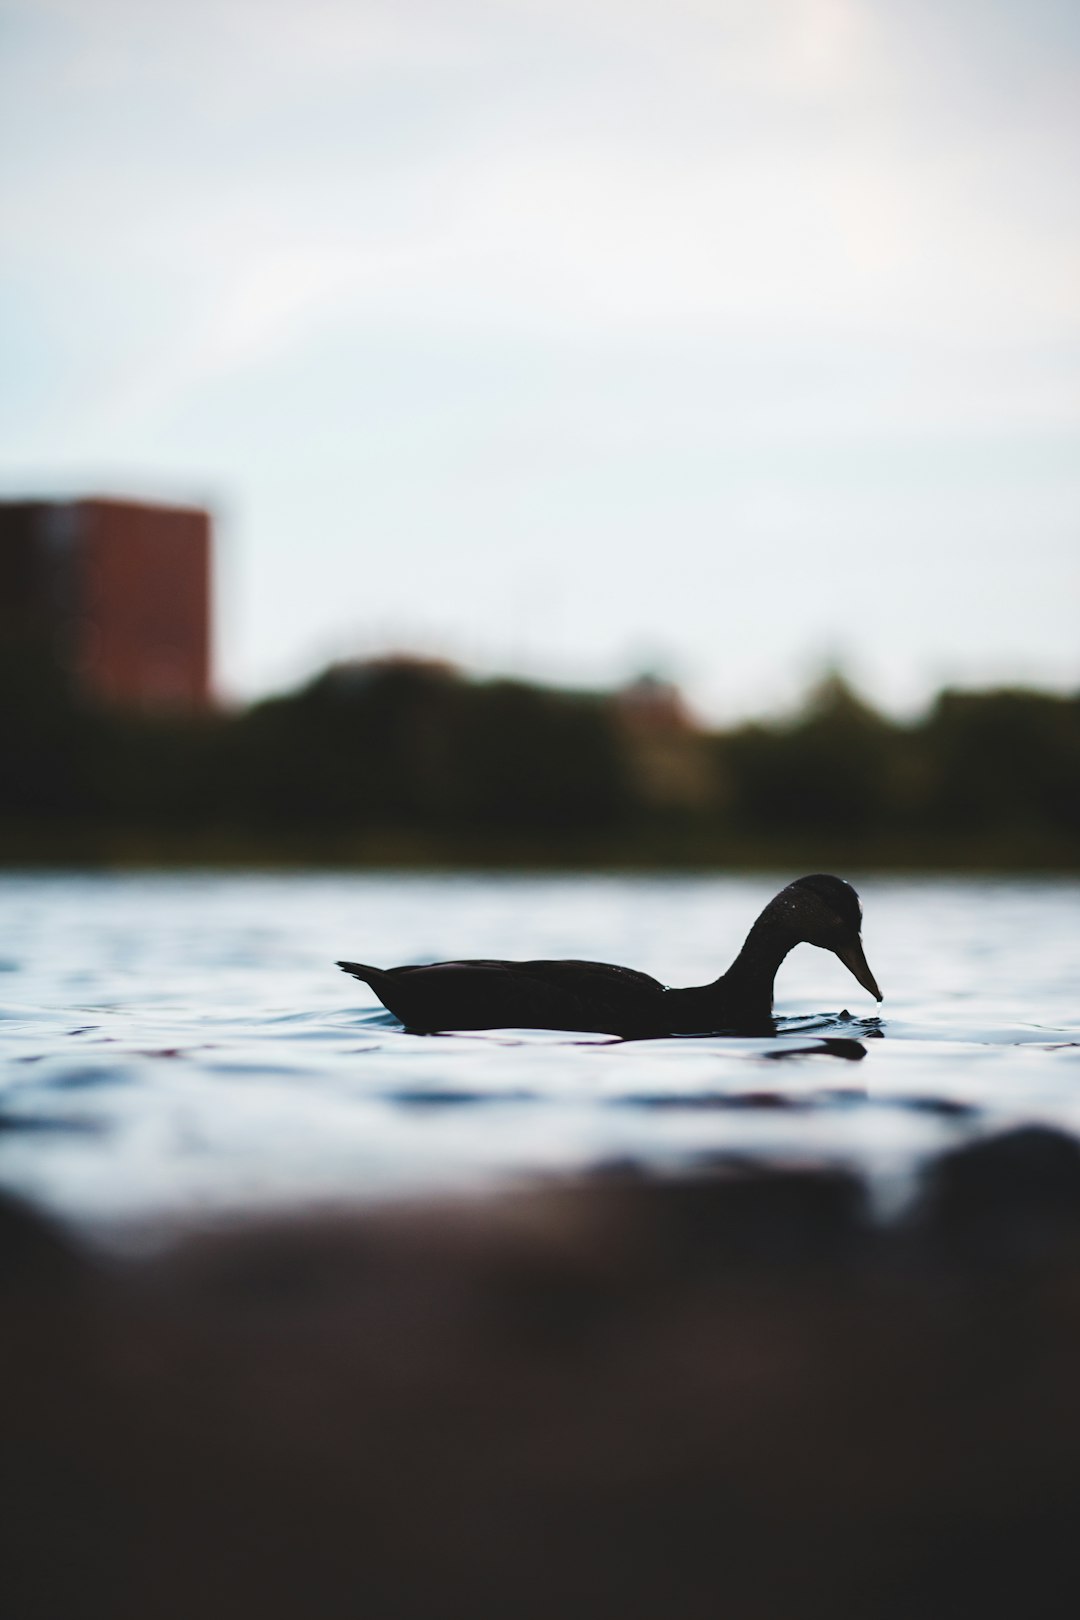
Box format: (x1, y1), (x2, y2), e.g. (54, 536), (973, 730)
(0, 496), (212, 712)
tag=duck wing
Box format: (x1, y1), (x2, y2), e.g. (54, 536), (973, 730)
(337, 957), (664, 1034)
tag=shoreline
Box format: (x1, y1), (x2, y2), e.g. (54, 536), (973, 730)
(2, 826), (1078, 874)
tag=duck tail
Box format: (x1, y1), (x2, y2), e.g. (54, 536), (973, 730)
(337, 960), (383, 984)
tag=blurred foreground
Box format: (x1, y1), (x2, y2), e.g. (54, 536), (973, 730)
(3, 655), (1078, 868)
(6, 1128), (1080, 1620)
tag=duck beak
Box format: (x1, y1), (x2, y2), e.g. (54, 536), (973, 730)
(834, 937), (883, 1002)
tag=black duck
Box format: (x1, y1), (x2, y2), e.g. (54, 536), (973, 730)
(337, 873), (882, 1037)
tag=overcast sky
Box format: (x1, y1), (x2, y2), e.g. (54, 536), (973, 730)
(2, 0), (1078, 718)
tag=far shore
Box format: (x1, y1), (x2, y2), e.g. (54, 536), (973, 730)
(2, 823), (1078, 873)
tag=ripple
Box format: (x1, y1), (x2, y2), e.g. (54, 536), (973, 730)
(617, 1092), (811, 1111)
(386, 1088), (540, 1108)
(0, 1110), (108, 1134)
(46, 1066), (136, 1091)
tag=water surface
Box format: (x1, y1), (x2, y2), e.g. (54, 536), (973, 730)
(1, 872), (1077, 1242)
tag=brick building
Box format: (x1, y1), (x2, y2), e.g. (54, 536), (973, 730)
(0, 496), (212, 712)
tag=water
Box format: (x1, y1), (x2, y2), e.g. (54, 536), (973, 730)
(1, 872), (1077, 1244)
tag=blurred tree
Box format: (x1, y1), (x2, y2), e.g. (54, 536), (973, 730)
(721, 672), (896, 837)
(222, 660), (632, 835)
(228, 659), (466, 829)
(0, 642), (97, 819)
(457, 679), (632, 831)
(917, 689), (1080, 837)
(0, 644), (1076, 862)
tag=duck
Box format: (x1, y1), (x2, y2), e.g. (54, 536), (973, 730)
(337, 873), (882, 1037)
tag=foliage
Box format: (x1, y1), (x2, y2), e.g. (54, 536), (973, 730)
(1, 652), (1077, 865)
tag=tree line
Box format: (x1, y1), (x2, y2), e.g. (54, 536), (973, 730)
(1, 651), (1077, 865)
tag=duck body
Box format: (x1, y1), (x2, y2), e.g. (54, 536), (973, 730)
(338, 874), (882, 1037)
(336, 957), (748, 1038)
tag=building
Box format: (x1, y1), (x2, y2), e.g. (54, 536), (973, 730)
(612, 674), (714, 811)
(0, 496), (212, 712)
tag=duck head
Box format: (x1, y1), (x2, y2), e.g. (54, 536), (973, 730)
(781, 874), (883, 1002)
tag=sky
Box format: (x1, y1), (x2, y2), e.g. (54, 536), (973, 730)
(1, 0), (1078, 720)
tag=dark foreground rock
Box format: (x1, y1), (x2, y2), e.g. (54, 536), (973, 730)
(5, 1133), (1080, 1620)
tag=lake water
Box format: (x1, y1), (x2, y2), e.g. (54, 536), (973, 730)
(1, 872), (1077, 1245)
